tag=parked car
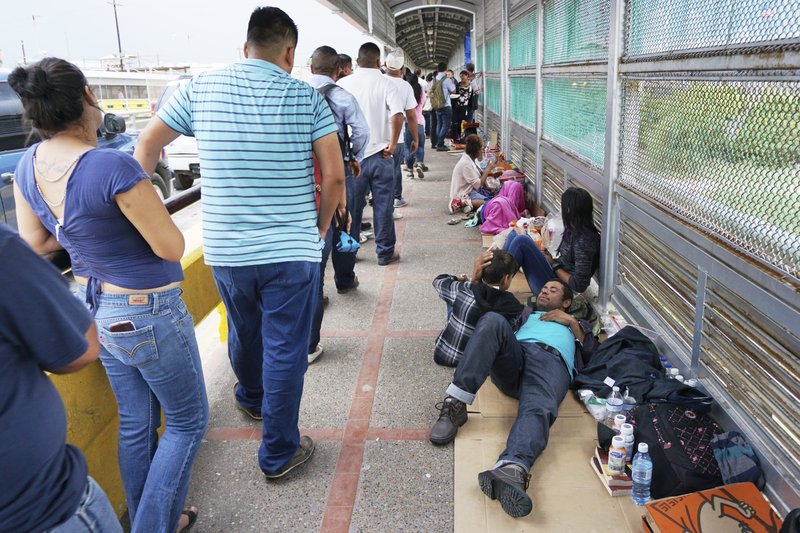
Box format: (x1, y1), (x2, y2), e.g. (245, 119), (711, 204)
(156, 77), (200, 190)
(0, 72), (173, 229)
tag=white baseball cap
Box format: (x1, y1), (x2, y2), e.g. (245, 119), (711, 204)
(385, 50), (404, 71)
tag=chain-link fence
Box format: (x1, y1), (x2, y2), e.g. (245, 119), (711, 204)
(625, 0), (800, 58)
(544, 0), (611, 64)
(542, 77), (607, 166)
(510, 77), (536, 130)
(510, 9), (537, 69)
(618, 77), (800, 278)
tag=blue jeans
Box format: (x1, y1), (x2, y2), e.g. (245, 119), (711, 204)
(86, 287), (208, 533)
(353, 152), (396, 262)
(212, 261), (319, 473)
(436, 106), (453, 148)
(503, 230), (556, 295)
(446, 313), (570, 471)
(423, 110), (431, 136)
(46, 477), (122, 533)
(430, 111), (438, 147)
(393, 142), (405, 200)
(405, 124), (425, 168)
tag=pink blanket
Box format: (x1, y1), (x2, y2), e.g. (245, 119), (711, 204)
(480, 181), (528, 235)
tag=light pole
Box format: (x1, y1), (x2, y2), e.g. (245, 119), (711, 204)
(108, 0), (124, 71)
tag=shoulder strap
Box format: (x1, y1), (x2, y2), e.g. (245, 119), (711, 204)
(315, 83), (354, 161)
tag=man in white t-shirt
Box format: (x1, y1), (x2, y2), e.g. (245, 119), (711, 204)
(338, 42), (406, 266)
(384, 50), (419, 209)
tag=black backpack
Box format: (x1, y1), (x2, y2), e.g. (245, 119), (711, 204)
(633, 403), (724, 499)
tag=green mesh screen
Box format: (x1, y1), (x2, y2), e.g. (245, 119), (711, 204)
(510, 77), (536, 129)
(626, 0), (800, 57)
(542, 77), (607, 166)
(543, 0), (611, 64)
(509, 9), (537, 69)
(619, 78), (800, 277)
(477, 46), (484, 72)
(485, 77), (502, 113)
(487, 36), (502, 72)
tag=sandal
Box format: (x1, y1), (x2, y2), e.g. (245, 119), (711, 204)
(447, 218), (459, 225)
(178, 507), (198, 533)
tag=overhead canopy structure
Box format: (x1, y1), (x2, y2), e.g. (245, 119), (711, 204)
(389, 2), (475, 69)
(318, 0), (476, 69)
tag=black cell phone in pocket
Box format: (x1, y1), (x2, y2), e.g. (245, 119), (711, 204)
(108, 320), (135, 332)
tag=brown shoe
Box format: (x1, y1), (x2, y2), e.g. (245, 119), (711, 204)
(263, 436), (315, 479)
(378, 251), (400, 266)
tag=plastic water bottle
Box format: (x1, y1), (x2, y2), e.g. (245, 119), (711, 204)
(621, 423), (635, 462)
(604, 386), (623, 427)
(631, 443), (653, 505)
(622, 387), (637, 416)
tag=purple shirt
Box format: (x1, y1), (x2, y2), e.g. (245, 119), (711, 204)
(14, 145), (183, 300)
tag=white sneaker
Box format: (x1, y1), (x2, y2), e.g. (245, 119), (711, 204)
(393, 211), (404, 220)
(359, 233), (368, 244)
(308, 344), (324, 364)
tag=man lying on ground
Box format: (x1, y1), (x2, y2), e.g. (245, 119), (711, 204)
(432, 249), (524, 367)
(429, 279), (598, 518)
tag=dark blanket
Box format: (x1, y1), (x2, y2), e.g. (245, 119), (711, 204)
(574, 326), (712, 407)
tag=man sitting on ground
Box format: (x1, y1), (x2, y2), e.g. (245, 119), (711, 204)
(429, 279), (597, 518)
(432, 249), (524, 367)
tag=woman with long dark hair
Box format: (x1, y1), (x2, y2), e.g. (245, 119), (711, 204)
(451, 70), (473, 141)
(403, 70), (426, 178)
(503, 187), (600, 294)
(9, 57), (207, 533)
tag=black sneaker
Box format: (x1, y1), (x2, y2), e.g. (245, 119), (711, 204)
(478, 464), (533, 518)
(429, 396), (468, 445)
(361, 221), (372, 231)
(234, 382), (262, 420)
(264, 435), (315, 479)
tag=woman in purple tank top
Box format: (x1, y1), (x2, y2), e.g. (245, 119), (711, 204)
(9, 58), (207, 533)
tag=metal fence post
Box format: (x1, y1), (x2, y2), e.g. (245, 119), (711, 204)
(534, 0), (545, 206)
(500, 0), (511, 154)
(598, 0), (625, 312)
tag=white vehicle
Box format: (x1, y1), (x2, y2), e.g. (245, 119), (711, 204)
(156, 78), (199, 190)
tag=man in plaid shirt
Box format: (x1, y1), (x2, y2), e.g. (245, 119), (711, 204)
(432, 249), (524, 367)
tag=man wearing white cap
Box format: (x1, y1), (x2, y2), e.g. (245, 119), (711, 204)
(384, 50), (419, 210)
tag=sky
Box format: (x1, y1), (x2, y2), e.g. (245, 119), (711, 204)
(0, 0), (379, 69)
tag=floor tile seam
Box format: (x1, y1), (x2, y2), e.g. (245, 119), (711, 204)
(321, 181), (412, 527)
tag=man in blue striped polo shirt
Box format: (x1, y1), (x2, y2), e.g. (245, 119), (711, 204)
(135, 7), (346, 480)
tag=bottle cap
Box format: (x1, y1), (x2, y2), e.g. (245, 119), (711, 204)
(621, 423), (634, 435)
(612, 386), (620, 392)
(669, 368), (679, 376)
(686, 378), (698, 387)
(675, 375), (684, 382)
(638, 443), (649, 453)
(612, 436), (624, 446)
(614, 414), (627, 425)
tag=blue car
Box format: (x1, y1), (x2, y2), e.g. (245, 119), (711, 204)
(0, 72), (172, 230)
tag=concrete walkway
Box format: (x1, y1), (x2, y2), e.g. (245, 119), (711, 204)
(185, 148), (474, 532)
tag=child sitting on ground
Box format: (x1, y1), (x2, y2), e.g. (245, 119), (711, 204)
(432, 249), (524, 367)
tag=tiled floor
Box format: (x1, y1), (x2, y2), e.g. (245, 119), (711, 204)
(183, 148), (644, 532)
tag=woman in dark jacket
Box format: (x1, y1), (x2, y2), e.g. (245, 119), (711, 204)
(503, 187), (600, 294)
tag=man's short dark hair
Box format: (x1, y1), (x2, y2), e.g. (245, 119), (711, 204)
(437, 62), (447, 72)
(311, 46), (338, 76)
(466, 62), (475, 72)
(247, 7), (298, 51)
(414, 68), (422, 77)
(549, 278), (574, 304)
(337, 53), (352, 68)
(482, 250), (519, 285)
(358, 42), (381, 66)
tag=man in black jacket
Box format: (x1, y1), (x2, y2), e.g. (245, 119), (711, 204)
(429, 279), (597, 518)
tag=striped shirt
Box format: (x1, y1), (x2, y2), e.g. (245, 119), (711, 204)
(157, 59), (338, 266)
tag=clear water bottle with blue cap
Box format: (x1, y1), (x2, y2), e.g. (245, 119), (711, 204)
(631, 443), (653, 505)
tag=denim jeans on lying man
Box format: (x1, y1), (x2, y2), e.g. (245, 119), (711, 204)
(445, 313), (571, 472)
(212, 261), (318, 474)
(82, 286), (209, 533)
